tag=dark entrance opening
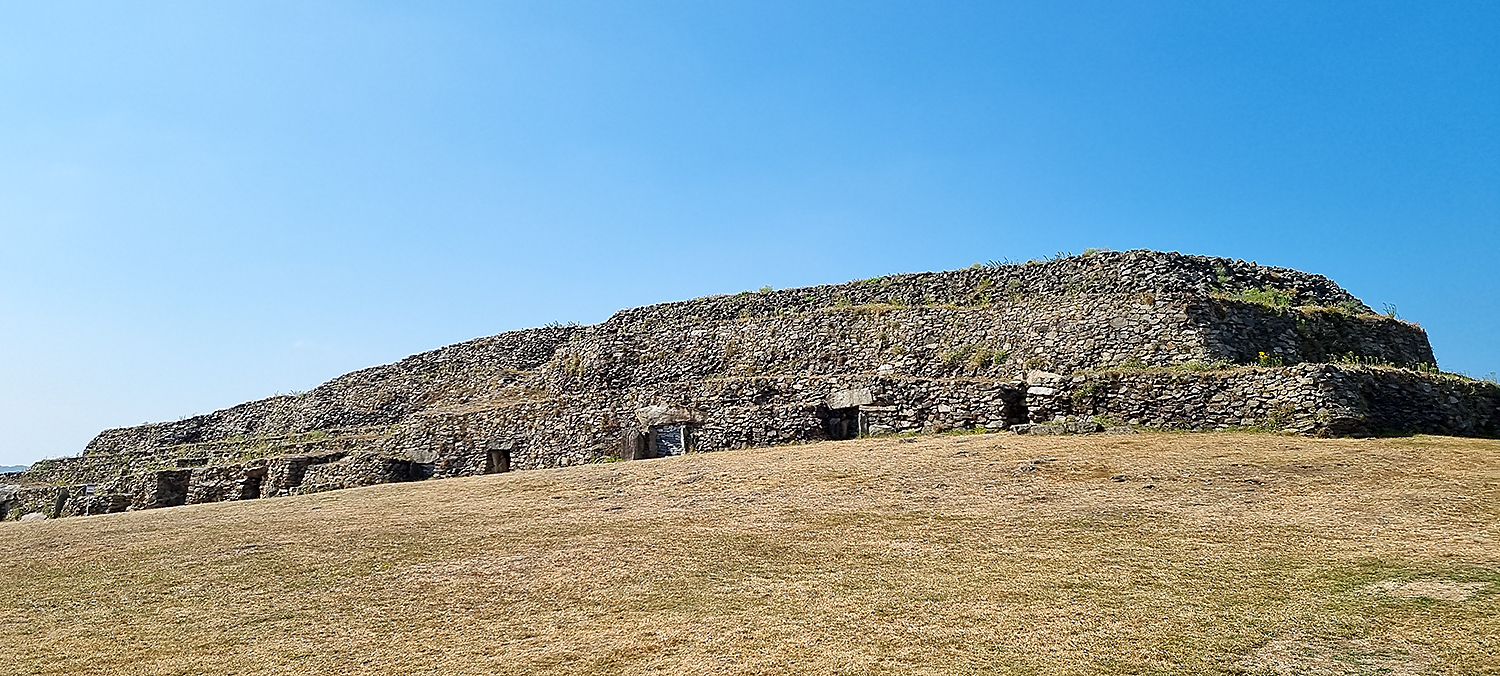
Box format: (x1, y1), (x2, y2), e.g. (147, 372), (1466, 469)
(240, 467), (267, 500)
(823, 406), (862, 441)
(153, 470), (191, 508)
(240, 476), (263, 500)
(485, 441), (513, 474)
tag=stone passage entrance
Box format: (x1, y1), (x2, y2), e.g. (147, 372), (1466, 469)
(153, 470), (191, 508)
(823, 406), (862, 440)
(650, 424), (690, 456)
(823, 388), (874, 441)
(240, 468), (266, 500)
(485, 440), (513, 474)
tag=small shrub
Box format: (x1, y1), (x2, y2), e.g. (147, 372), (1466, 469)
(942, 344), (977, 368)
(1256, 351), (1284, 367)
(1335, 299), (1366, 316)
(1213, 263), (1232, 289)
(1236, 287), (1294, 309)
(1090, 414), (1124, 428)
(1333, 352), (1388, 367)
(1260, 405), (1296, 430)
(938, 344), (1005, 371)
(1071, 381), (1103, 406)
(1382, 303), (1399, 319)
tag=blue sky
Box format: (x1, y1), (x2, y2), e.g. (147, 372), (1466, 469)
(1, 1), (1496, 465)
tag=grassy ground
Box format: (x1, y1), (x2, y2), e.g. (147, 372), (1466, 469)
(1, 432), (1496, 675)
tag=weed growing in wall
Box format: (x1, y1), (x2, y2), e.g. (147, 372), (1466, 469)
(1089, 414), (1125, 428)
(940, 344), (1006, 372)
(1234, 287), (1295, 310)
(1337, 299), (1366, 315)
(1213, 263), (1233, 289)
(1333, 352), (1391, 367)
(1071, 381), (1104, 408)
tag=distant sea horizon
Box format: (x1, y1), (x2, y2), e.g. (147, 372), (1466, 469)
(0, 465), (29, 473)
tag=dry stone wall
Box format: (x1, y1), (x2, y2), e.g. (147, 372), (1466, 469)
(82, 327), (577, 457)
(603, 250), (1366, 328)
(1023, 364), (1500, 437)
(543, 296), (1429, 398)
(388, 374), (1029, 477)
(4, 249), (1486, 522)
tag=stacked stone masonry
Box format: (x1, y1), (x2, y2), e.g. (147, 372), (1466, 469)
(4, 250), (1494, 521)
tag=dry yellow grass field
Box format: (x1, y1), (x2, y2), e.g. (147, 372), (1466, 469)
(2, 432), (1497, 675)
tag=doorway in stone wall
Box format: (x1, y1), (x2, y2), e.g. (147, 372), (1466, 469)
(153, 470), (191, 508)
(650, 424), (690, 456)
(240, 476), (263, 500)
(823, 406), (862, 440)
(485, 441), (513, 474)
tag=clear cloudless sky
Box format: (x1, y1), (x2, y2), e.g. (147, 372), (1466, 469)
(1, 1), (1497, 465)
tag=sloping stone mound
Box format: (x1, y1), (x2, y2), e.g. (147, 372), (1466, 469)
(6, 249), (1494, 520)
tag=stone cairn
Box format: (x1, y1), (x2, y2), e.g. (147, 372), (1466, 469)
(3, 250), (1495, 520)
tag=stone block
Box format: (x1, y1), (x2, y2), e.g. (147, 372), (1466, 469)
(826, 388), (874, 410)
